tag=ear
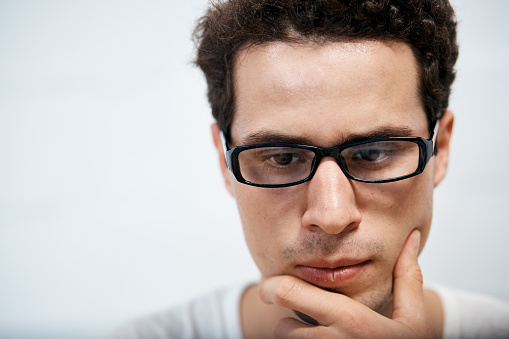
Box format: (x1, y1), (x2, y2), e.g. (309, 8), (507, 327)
(433, 109), (454, 187)
(211, 123), (234, 195)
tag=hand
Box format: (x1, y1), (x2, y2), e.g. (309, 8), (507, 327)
(259, 230), (433, 338)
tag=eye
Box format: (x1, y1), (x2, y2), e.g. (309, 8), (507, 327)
(254, 147), (311, 168)
(271, 153), (295, 166)
(237, 146), (315, 185)
(355, 148), (388, 162)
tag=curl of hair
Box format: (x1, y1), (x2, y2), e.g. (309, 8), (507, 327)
(193, 0), (458, 138)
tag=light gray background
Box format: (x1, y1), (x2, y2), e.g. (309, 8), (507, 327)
(0, 1), (508, 338)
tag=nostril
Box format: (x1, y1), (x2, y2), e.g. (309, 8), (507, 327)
(319, 220), (360, 235)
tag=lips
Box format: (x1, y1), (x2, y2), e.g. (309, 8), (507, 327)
(294, 259), (369, 287)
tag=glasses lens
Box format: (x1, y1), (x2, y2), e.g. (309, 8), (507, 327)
(238, 146), (315, 185)
(341, 140), (420, 181)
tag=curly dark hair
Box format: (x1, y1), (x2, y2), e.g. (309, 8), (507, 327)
(193, 0), (458, 139)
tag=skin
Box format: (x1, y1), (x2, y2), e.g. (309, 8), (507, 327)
(211, 40), (454, 338)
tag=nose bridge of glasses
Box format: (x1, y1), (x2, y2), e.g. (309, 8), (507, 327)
(314, 146), (345, 169)
(317, 146), (342, 161)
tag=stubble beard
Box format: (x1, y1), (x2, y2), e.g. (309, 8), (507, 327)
(279, 232), (394, 315)
(318, 276), (394, 315)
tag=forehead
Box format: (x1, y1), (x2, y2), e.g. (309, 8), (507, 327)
(231, 40), (425, 146)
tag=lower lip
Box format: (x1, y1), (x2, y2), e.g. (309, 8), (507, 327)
(295, 261), (369, 287)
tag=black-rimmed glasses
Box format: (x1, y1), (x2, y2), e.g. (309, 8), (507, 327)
(223, 123), (438, 188)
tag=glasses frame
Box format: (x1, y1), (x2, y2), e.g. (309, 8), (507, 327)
(223, 123), (438, 188)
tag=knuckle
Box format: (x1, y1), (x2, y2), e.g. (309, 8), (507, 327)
(338, 307), (357, 325)
(395, 264), (424, 284)
(336, 307), (364, 333)
(273, 278), (301, 305)
(411, 266), (424, 285)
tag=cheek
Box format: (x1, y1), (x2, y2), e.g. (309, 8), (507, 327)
(356, 168), (435, 256)
(233, 184), (306, 274)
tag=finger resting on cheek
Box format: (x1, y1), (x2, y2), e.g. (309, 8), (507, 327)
(394, 229), (421, 281)
(392, 230), (427, 321)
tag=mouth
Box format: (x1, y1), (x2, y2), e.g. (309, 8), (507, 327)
(294, 260), (370, 287)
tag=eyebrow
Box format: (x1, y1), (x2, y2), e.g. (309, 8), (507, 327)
(242, 132), (313, 145)
(343, 126), (416, 144)
(241, 126), (417, 146)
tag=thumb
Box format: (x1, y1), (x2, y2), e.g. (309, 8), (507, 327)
(391, 229), (426, 322)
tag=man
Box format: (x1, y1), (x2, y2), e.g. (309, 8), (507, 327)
(110, 0), (509, 338)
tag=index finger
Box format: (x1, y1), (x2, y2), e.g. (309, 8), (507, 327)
(259, 274), (377, 328)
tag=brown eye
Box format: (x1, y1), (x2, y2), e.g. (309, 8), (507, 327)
(272, 153), (294, 165)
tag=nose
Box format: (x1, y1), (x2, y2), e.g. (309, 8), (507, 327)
(301, 158), (362, 235)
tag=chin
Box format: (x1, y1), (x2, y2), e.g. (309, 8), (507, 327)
(357, 286), (393, 315)
(325, 280), (394, 316)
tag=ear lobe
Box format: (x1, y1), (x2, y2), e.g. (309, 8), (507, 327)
(433, 110), (454, 187)
(211, 123), (234, 195)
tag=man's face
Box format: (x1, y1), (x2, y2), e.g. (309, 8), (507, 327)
(214, 40), (449, 312)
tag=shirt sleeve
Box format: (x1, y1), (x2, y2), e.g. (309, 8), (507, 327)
(428, 283), (509, 339)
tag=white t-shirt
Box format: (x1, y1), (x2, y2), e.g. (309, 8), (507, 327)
(108, 282), (509, 339)
(428, 283), (509, 338)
